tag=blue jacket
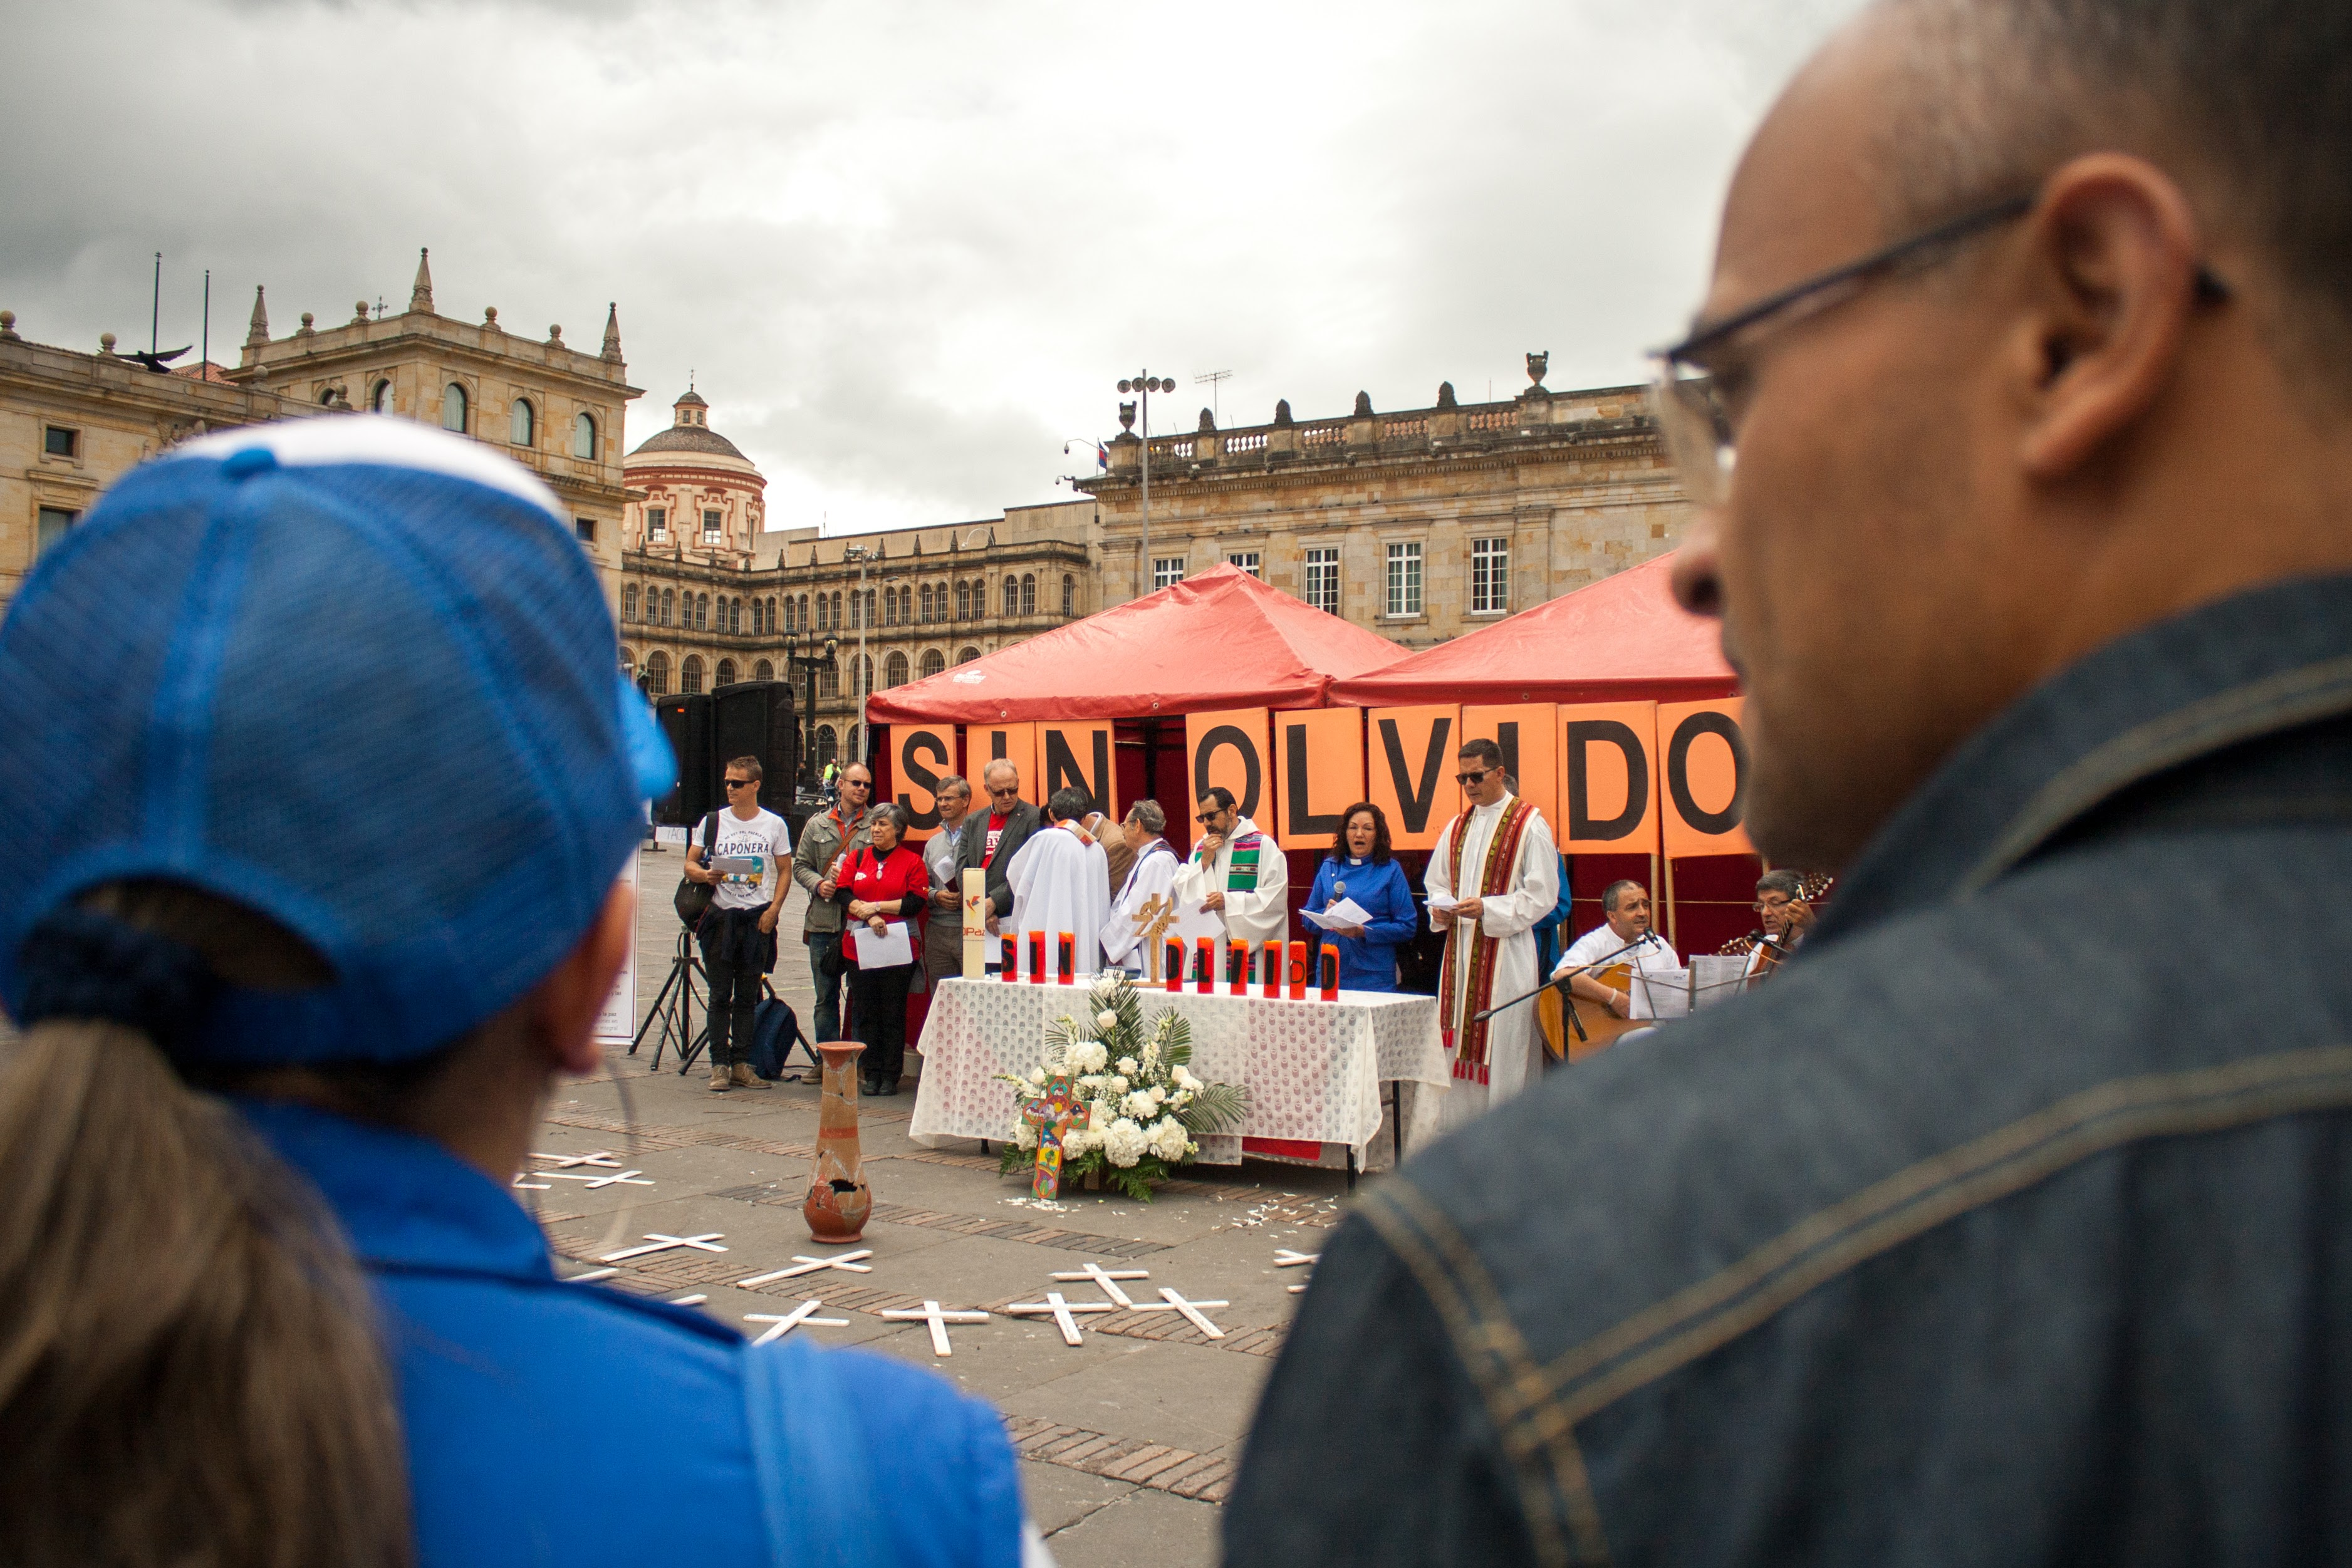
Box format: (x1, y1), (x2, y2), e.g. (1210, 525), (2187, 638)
(1228, 572), (2352, 1565)
(1304, 854), (1418, 992)
(242, 1101), (1022, 1568)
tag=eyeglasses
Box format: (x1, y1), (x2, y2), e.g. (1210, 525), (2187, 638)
(724, 777), (754, 790)
(987, 785), (1022, 799)
(840, 776), (870, 791)
(1454, 769), (1489, 786)
(1195, 811), (1226, 824)
(1647, 189), (2233, 510)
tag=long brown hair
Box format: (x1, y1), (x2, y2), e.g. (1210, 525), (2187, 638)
(0, 883), (412, 1567)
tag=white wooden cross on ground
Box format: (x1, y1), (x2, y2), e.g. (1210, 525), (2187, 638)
(737, 1250), (874, 1289)
(600, 1233), (727, 1263)
(745, 1300), (850, 1345)
(1049, 1262), (1149, 1307)
(560, 1267), (619, 1284)
(1004, 1291), (1118, 1346)
(534, 1169), (655, 1188)
(528, 1151), (623, 1169)
(1131, 1287), (1231, 1339)
(668, 1294), (707, 1307)
(1276, 1249), (1320, 1295)
(880, 1301), (991, 1358)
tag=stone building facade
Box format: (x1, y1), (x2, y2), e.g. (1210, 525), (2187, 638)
(1078, 355), (1688, 648)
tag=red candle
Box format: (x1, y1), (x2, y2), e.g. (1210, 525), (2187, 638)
(1164, 938), (1184, 993)
(1318, 942), (1340, 1000)
(1001, 935), (1018, 980)
(1288, 940), (1308, 1000)
(1028, 932), (1046, 985)
(1262, 940), (1283, 998)
(1227, 939), (1249, 995)
(1056, 932), (1075, 984)
(1194, 937), (1215, 994)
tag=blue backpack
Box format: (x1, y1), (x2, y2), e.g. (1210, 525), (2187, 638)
(749, 989), (811, 1080)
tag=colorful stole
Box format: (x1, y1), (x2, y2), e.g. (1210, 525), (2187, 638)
(1436, 796), (1534, 1084)
(1224, 829), (1264, 894)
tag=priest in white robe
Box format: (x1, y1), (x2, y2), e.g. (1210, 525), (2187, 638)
(1170, 786), (1290, 949)
(1424, 739), (1560, 1132)
(1003, 786), (1113, 978)
(1099, 799), (1181, 979)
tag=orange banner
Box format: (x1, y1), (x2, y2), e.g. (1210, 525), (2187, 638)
(1657, 697), (1752, 856)
(972, 722), (1039, 806)
(1274, 707), (1366, 852)
(1039, 722), (1117, 820)
(1365, 704), (1461, 851)
(1184, 708), (1271, 824)
(1462, 704), (1557, 842)
(892, 724), (957, 841)
(1556, 701), (1660, 854)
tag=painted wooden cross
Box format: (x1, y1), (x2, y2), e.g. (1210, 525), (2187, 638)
(745, 1300), (851, 1345)
(1275, 1249), (1319, 1295)
(1004, 1291), (1118, 1347)
(1049, 1262), (1149, 1308)
(736, 1249), (874, 1289)
(528, 1150), (623, 1169)
(1130, 1286), (1231, 1339)
(599, 1232), (727, 1263)
(880, 1300), (991, 1358)
(1022, 1072), (1078, 1202)
(1133, 894), (1177, 982)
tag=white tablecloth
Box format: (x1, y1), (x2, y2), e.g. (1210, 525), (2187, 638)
(910, 979), (1450, 1168)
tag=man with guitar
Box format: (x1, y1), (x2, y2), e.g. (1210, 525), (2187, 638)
(1553, 880), (1679, 1020)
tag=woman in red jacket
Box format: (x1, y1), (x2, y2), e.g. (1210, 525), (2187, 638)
(841, 802), (929, 1096)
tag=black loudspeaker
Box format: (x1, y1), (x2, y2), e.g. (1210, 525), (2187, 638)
(652, 693), (715, 828)
(711, 680), (800, 820)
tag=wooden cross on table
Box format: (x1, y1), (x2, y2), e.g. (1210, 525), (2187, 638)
(880, 1300), (991, 1358)
(1004, 1291), (1118, 1346)
(1049, 1262), (1150, 1308)
(599, 1232), (727, 1263)
(745, 1300), (851, 1344)
(1130, 1287), (1231, 1339)
(737, 1249), (873, 1289)
(528, 1150), (623, 1169)
(1133, 894), (1177, 982)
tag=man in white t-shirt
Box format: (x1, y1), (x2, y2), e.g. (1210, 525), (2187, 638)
(685, 755), (793, 1092)
(1553, 880), (1680, 1021)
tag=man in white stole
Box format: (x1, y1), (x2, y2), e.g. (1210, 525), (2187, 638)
(1100, 799), (1179, 977)
(1003, 786), (1113, 977)
(1424, 737), (1559, 1132)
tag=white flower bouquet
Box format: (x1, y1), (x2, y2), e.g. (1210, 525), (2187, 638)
(996, 971), (1248, 1201)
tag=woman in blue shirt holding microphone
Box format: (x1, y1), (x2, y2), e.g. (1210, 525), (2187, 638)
(1304, 802), (1418, 992)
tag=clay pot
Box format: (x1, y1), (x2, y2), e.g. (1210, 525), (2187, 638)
(804, 1041), (874, 1242)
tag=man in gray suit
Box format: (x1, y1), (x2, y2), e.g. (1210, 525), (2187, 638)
(954, 759), (1041, 970)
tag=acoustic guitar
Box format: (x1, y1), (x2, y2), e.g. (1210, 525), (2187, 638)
(1536, 962), (1653, 1063)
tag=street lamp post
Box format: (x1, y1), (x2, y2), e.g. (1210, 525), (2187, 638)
(1120, 371), (1174, 601)
(783, 630), (838, 792)
(842, 544), (880, 766)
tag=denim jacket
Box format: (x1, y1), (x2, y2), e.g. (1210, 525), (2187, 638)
(1225, 572), (2352, 1567)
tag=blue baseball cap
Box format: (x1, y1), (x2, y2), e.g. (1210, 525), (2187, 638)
(0, 417), (674, 1063)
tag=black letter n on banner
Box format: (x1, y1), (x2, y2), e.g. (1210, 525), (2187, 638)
(1566, 720), (1648, 841)
(1043, 729), (1109, 813)
(1378, 715), (1452, 834)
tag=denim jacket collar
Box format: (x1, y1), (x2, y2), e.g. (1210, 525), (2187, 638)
(1814, 571), (2352, 949)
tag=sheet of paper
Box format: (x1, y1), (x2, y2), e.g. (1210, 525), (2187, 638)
(708, 855), (760, 875)
(1689, 955), (1749, 1010)
(1633, 966), (1692, 1019)
(1172, 901), (1225, 945)
(855, 920), (914, 970)
(591, 850), (641, 1044)
(1302, 896), (1373, 930)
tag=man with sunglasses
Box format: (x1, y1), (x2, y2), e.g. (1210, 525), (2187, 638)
(952, 760), (1041, 972)
(684, 756), (793, 1092)
(1231, 3), (2352, 1562)
(1171, 784), (1289, 957)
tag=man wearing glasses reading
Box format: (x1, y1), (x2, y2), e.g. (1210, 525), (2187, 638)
(1231, 1), (2352, 1561)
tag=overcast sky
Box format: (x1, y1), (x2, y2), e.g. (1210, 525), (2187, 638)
(5, 0), (1865, 533)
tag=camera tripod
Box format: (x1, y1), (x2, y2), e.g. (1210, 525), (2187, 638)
(631, 928), (705, 1072)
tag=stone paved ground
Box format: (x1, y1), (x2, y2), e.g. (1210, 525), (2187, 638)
(583, 847), (1358, 1565)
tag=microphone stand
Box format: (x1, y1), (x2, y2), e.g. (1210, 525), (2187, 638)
(1472, 931), (1664, 1024)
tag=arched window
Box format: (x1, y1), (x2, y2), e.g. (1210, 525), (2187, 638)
(623, 584), (639, 621)
(819, 662), (838, 699)
(1062, 574), (1075, 616)
(749, 599), (762, 635)
(729, 596), (742, 633)
(1004, 576), (1019, 617)
(846, 724), (861, 762)
(864, 589), (876, 628)
(885, 651), (909, 688)
(853, 654), (873, 698)
(643, 651), (670, 695)
(440, 382), (468, 432)
(509, 398), (534, 447)
(699, 593), (712, 630)
(660, 588), (675, 626)
(754, 659), (774, 682)
(767, 596), (777, 631)
(785, 596), (799, 633)
(574, 412), (596, 459)
(682, 655), (704, 694)
(618, 646), (635, 680)
(1021, 574), (1036, 616)
(371, 378), (394, 414)
(955, 581), (970, 621)
(918, 583), (934, 623)
(850, 592), (863, 631)
(957, 646), (981, 665)
(816, 725), (838, 767)
(715, 658), (737, 687)
(920, 649), (944, 679)
(829, 591), (843, 629)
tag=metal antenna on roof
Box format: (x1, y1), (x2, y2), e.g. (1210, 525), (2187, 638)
(1194, 369), (1231, 422)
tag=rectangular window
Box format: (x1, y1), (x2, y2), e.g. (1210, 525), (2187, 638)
(702, 509), (723, 543)
(1385, 541), (1423, 618)
(1470, 536), (1509, 614)
(43, 427), (77, 459)
(36, 507), (77, 556)
(574, 517), (596, 544)
(1226, 551), (1261, 579)
(647, 506), (667, 539)
(1153, 557), (1185, 590)
(1304, 547), (1340, 615)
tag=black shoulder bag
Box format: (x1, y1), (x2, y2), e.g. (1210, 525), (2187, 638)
(673, 811), (721, 928)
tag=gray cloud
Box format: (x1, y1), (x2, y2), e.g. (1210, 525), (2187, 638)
(1, 0), (1866, 531)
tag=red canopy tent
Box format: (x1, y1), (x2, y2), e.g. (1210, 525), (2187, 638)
(867, 561), (1409, 725)
(1325, 553), (1735, 707)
